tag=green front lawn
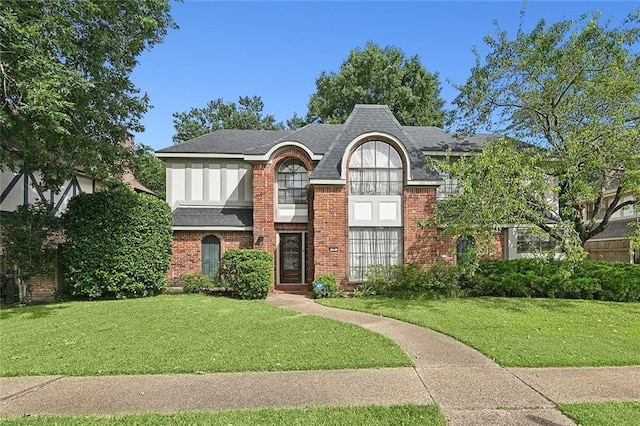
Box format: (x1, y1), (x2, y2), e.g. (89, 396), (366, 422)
(319, 297), (640, 367)
(0, 405), (446, 425)
(559, 402), (640, 425)
(0, 294), (411, 377)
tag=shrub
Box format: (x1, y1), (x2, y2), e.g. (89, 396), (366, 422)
(359, 263), (461, 299)
(354, 265), (391, 297)
(220, 249), (273, 299)
(312, 273), (343, 298)
(61, 189), (172, 299)
(468, 259), (640, 302)
(180, 272), (221, 294)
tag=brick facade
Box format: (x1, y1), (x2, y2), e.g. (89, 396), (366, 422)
(312, 186), (349, 286)
(168, 230), (253, 285)
(251, 148), (316, 290)
(403, 186), (439, 264)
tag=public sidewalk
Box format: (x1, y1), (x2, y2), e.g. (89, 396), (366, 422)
(1, 294), (638, 425)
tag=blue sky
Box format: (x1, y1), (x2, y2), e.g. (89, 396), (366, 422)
(130, 1), (638, 151)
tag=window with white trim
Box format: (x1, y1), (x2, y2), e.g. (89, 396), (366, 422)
(349, 141), (403, 195)
(516, 228), (556, 254)
(277, 159), (308, 205)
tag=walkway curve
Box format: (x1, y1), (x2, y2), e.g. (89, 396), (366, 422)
(266, 294), (575, 425)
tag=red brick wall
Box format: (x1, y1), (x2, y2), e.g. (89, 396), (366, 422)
(168, 230), (253, 286)
(312, 186), (349, 286)
(403, 186), (441, 265)
(252, 148), (315, 286)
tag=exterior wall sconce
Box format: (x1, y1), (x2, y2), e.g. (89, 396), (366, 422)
(256, 236), (264, 246)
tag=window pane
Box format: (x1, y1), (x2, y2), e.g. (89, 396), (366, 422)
(348, 227), (403, 281)
(349, 141), (403, 195)
(389, 148), (402, 168)
(362, 142), (376, 167)
(376, 142), (390, 168)
(277, 159), (308, 205)
(349, 149), (362, 168)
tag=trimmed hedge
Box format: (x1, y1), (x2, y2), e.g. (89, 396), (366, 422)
(467, 259), (640, 302)
(220, 249), (273, 299)
(61, 189), (172, 299)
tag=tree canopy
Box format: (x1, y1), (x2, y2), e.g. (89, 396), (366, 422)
(435, 10), (640, 260)
(306, 42), (446, 127)
(132, 144), (166, 200)
(0, 0), (175, 189)
(172, 96), (285, 144)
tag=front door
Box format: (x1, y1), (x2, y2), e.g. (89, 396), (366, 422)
(279, 233), (302, 284)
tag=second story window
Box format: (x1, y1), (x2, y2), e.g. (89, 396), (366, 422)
(349, 141), (403, 195)
(277, 159), (308, 205)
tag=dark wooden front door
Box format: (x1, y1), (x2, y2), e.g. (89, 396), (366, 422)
(279, 233), (302, 284)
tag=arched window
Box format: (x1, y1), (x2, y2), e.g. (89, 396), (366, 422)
(349, 141), (403, 195)
(277, 159), (308, 204)
(202, 236), (221, 276)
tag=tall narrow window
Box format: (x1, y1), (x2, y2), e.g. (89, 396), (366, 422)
(349, 227), (402, 282)
(349, 141), (402, 195)
(277, 159), (308, 205)
(202, 235), (221, 276)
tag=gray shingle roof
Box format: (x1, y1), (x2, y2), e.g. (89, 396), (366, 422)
(156, 105), (497, 183)
(173, 207), (253, 228)
(311, 105), (439, 181)
(156, 130), (289, 154)
(588, 218), (638, 240)
(403, 127), (497, 152)
(244, 124), (341, 156)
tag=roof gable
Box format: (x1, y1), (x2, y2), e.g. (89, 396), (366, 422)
(310, 105), (440, 182)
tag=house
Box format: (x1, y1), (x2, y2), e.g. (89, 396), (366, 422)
(157, 105), (530, 292)
(0, 136), (154, 303)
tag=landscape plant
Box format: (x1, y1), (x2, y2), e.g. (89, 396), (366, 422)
(0, 201), (61, 302)
(358, 263), (461, 299)
(467, 259), (640, 302)
(180, 272), (221, 294)
(220, 249), (273, 300)
(312, 273), (343, 298)
(61, 189), (172, 299)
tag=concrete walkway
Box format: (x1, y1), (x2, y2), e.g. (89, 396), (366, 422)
(1, 294), (639, 425)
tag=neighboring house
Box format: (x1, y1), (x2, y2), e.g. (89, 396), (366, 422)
(0, 136), (153, 302)
(158, 105), (529, 292)
(584, 191), (639, 263)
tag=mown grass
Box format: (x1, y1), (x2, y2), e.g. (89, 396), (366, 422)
(559, 402), (640, 425)
(0, 405), (446, 425)
(0, 294), (411, 377)
(318, 297), (640, 367)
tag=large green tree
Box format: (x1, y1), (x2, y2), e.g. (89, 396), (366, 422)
(307, 42), (446, 126)
(172, 96), (285, 144)
(132, 144), (166, 200)
(0, 0), (175, 189)
(435, 10), (640, 260)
